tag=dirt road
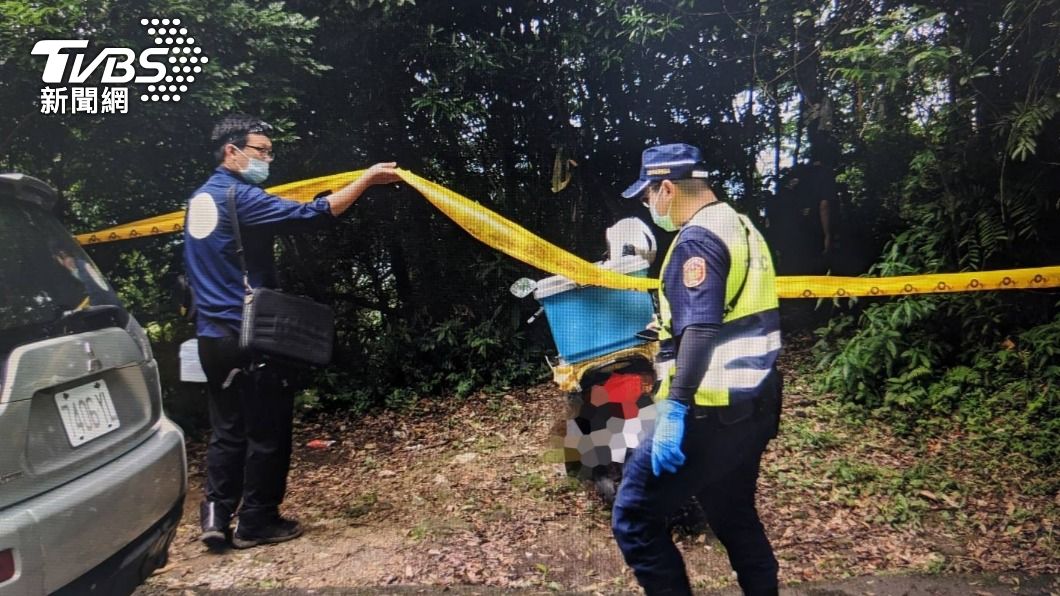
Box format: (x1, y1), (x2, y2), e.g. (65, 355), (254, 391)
(137, 355), (1058, 594)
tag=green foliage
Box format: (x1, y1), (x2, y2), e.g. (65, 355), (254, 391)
(816, 296), (942, 407)
(617, 5), (683, 44)
(827, 8), (956, 93)
(2, 0), (1058, 427)
(314, 303), (549, 415)
(995, 96), (1060, 162)
(342, 491), (379, 519)
(106, 249), (175, 320)
(812, 0), (1059, 477)
(817, 304), (1060, 468)
(826, 457), (960, 526)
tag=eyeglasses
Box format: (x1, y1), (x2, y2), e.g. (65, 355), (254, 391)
(243, 144), (274, 159)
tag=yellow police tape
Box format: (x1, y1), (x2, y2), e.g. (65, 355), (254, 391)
(74, 169), (1060, 298)
(396, 170), (659, 291)
(776, 268), (1060, 299)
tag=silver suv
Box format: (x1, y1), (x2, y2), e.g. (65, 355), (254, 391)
(0, 173), (186, 595)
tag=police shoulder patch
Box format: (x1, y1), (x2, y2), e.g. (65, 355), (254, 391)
(683, 256), (707, 288)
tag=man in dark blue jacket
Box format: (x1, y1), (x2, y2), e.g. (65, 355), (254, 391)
(184, 113), (400, 549)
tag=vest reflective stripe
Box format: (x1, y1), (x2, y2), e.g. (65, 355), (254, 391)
(656, 202), (781, 406)
(702, 330), (781, 389)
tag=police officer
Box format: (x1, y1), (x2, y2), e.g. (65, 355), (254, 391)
(611, 144), (782, 595)
(185, 113), (400, 549)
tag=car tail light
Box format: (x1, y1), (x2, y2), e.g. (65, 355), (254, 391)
(0, 548), (16, 584)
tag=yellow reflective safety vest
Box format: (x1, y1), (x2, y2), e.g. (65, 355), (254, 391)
(656, 202), (781, 406)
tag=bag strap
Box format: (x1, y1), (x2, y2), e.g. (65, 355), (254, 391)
(724, 216), (752, 317)
(225, 186), (253, 295)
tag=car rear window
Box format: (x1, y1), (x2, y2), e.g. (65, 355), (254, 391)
(0, 199), (121, 336)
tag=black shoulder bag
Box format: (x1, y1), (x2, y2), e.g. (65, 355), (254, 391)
(226, 187), (335, 367)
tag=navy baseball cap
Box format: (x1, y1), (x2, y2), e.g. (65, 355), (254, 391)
(621, 143), (710, 199)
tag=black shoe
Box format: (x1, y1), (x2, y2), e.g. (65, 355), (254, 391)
(231, 516), (303, 549)
(199, 501), (232, 550)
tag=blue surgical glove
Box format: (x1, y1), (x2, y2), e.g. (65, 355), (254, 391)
(651, 399), (688, 476)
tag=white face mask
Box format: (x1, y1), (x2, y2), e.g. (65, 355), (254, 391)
(648, 187), (678, 232)
(234, 146), (269, 184)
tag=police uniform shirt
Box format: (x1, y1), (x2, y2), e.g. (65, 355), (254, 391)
(660, 202), (782, 407)
(662, 208), (732, 338)
(183, 167), (335, 338)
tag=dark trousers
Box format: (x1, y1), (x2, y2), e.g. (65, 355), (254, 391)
(198, 335), (294, 530)
(612, 378), (780, 595)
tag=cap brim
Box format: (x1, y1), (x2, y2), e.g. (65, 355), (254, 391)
(621, 178), (650, 199)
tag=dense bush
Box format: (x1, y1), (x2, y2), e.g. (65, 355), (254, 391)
(816, 299), (1060, 467)
(309, 307), (550, 415)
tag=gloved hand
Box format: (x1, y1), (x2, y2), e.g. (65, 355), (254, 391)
(651, 399), (688, 476)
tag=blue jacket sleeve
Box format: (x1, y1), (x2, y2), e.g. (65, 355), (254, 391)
(235, 184), (335, 228)
(662, 228), (731, 336)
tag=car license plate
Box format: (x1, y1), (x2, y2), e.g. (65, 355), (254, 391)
(54, 380), (121, 447)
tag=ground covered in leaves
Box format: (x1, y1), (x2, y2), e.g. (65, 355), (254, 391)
(140, 348), (1058, 594)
